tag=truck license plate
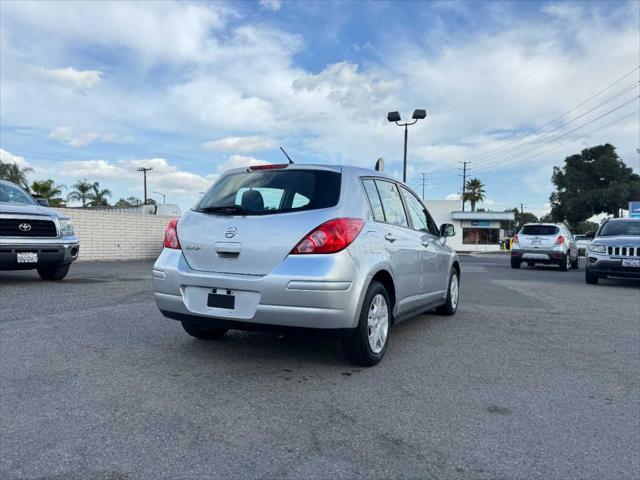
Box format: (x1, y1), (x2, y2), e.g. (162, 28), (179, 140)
(622, 258), (640, 268)
(17, 252), (38, 263)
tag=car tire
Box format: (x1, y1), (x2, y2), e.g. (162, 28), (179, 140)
(436, 269), (459, 316)
(510, 258), (521, 269)
(571, 254), (579, 269)
(37, 263), (70, 281)
(342, 281), (390, 367)
(181, 322), (228, 340)
(585, 269), (599, 285)
(559, 254), (569, 271)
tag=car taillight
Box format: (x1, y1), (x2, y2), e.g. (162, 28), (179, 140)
(555, 235), (565, 245)
(513, 234), (519, 244)
(248, 164), (288, 171)
(163, 218), (181, 249)
(291, 218), (364, 254)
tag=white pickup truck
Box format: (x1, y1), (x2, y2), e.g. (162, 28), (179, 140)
(0, 179), (79, 280)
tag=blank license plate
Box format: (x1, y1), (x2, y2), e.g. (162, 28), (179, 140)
(207, 291), (235, 309)
(17, 252), (38, 263)
(622, 258), (640, 268)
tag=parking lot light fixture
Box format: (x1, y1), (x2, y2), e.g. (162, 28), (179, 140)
(387, 109), (427, 182)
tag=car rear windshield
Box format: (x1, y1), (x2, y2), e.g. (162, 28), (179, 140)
(196, 169), (341, 215)
(520, 225), (559, 236)
(598, 220), (640, 237)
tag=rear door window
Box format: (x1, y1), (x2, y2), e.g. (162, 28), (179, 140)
(521, 225), (559, 236)
(400, 187), (429, 232)
(198, 169), (340, 215)
(374, 180), (408, 227)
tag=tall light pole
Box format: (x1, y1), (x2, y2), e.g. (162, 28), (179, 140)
(153, 191), (166, 204)
(387, 109), (426, 182)
(136, 167), (153, 204)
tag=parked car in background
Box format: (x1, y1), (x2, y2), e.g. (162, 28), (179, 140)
(510, 223), (579, 271)
(152, 164), (460, 366)
(574, 234), (592, 256)
(0, 180), (79, 280)
(585, 218), (640, 284)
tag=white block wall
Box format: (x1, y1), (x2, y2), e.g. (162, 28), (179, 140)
(55, 208), (174, 262)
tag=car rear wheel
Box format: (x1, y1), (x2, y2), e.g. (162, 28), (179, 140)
(585, 269), (599, 284)
(436, 269), (459, 316)
(527, 262), (535, 267)
(571, 254), (579, 269)
(181, 322), (228, 340)
(559, 254), (570, 271)
(510, 258), (521, 269)
(342, 281), (390, 367)
(37, 263), (70, 281)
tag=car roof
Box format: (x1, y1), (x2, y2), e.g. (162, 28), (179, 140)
(603, 217), (639, 222)
(222, 163), (399, 182)
(522, 223), (562, 227)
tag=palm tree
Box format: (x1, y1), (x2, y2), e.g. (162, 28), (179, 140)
(463, 178), (486, 212)
(30, 179), (66, 207)
(88, 182), (111, 207)
(0, 160), (33, 189)
(67, 179), (94, 207)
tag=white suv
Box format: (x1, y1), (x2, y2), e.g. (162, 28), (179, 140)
(510, 223), (579, 271)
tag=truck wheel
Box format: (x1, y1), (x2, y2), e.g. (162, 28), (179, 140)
(436, 269), (459, 316)
(510, 258), (521, 269)
(37, 264), (70, 281)
(181, 322), (228, 340)
(342, 281), (390, 367)
(585, 269), (599, 285)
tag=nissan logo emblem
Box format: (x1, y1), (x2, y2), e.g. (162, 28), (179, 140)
(224, 226), (237, 238)
(18, 223), (32, 232)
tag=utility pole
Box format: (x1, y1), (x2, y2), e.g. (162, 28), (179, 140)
(419, 172), (427, 199)
(460, 161), (469, 211)
(136, 167), (153, 204)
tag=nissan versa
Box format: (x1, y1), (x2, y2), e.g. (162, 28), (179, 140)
(152, 164), (460, 366)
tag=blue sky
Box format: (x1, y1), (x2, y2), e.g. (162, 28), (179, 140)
(1, 0), (638, 215)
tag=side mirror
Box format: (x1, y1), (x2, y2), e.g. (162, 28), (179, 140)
(36, 198), (49, 207)
(585, 231), (595, 239)
(440, 223), (455, 237)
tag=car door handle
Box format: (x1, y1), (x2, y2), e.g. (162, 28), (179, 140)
(384, 233), (396, 243)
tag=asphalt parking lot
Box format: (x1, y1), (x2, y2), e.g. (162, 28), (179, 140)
(1, 256), (639, 480)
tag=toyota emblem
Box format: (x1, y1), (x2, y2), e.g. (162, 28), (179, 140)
(18, 223), (32, 232)
(224, 226), (237, 238)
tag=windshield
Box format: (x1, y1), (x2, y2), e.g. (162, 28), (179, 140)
(598, 220), (640, 237)
(521, 225), (559, 236)
(0, 182), (37, 206)
(196, 169), (341, 215)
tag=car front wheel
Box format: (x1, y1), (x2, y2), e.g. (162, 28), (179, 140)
(342, 281), (390, 367)
(37, 263), (70, 281)
(585, 268), (599, 284)
(436, 269), (459, 316)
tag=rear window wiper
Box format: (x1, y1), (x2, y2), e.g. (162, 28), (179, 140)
(196, 205), (249, 215)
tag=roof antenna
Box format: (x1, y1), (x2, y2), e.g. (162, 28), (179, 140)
(280, 146), (294, 164)
(375, 157), (384, 172)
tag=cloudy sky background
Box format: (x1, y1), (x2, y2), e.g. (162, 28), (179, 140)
(1, 0), (638, 215)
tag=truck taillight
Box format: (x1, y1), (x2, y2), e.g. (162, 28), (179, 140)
(555, 235), (565, 245)
(291, 218), (364, 254)
(163, 218), (181, 249)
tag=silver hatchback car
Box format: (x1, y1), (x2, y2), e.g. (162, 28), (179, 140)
(152, 164), (460, 365)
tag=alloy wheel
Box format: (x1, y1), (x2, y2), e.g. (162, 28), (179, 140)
(367, 294), (389, 354)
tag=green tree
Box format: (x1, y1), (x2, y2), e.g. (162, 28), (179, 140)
(67, 179), (94, 207)
(88, 182), (111, 207)
(115, 196), (142, 207)
(550, 144), (640, 227)
(463, 178), (486, 212)
(506, 207), (539, 226)
(0, 160), (33, 189)
(30, 179), (66, 207)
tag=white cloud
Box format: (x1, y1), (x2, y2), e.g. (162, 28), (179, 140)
(216, 155), (269, 171)
(37, 67), (101, 91)
(259, 0), (282, 12)
(0, 148), (31, 169)
(445, 193), (461, 201)
(203, 136), (277, 153)
(49, 127), (133, 147)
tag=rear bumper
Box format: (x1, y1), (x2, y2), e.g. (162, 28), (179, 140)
(511, 249), (564, 264)
(0, 238), (80, 270)
(152, 248), (365, 330)
(586, 256), (640, 279)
